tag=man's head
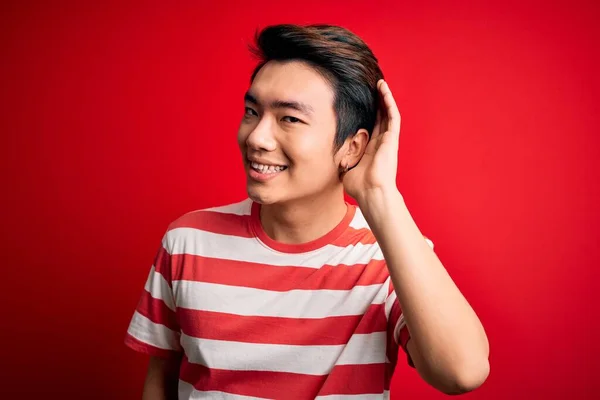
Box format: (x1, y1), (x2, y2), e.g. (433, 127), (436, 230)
(237, 24), (383, 205)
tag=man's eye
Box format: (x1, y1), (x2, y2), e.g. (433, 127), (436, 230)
(244, 107), (257, 116)
(282, 116), (301, 123)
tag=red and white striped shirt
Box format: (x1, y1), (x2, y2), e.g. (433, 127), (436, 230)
(126, 199), (433, 399)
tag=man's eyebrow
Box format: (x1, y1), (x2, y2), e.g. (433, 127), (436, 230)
(244, 92), (259, 105)
(271, 99), (314, 116)
(244, 91), (314, 116)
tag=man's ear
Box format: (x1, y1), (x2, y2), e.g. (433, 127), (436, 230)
(344, 128), (370, 168)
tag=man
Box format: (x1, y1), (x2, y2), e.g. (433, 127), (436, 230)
(126, 24), (489, 399)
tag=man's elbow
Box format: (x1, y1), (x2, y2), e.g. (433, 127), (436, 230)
(441, 358), (490, 395)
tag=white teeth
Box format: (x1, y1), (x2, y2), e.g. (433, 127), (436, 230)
(250, 161), (286, 174)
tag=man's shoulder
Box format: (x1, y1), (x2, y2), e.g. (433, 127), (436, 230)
(166, 198), (253, 232)
(350, 204), (434, 250)
(349, 205), (372, 232)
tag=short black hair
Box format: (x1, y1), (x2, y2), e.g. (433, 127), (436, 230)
(249, 24), (384, 150)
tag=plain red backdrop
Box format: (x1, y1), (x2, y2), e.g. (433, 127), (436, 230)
(1, 1), (599, 399)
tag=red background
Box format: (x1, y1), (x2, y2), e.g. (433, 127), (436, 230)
(2, 1), (599, 399)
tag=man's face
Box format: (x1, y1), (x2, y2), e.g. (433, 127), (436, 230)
(237, 60), (343, 205)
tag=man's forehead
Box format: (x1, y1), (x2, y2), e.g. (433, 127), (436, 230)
(250, 61), (334, 104)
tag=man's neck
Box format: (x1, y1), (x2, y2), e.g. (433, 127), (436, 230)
(259, 187), (348, 245)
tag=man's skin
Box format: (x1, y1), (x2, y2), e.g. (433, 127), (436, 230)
(143, 60), (489, 399)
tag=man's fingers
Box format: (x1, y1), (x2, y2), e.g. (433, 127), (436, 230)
(378, 80), (401, 138)
(371, 108), (382, 139)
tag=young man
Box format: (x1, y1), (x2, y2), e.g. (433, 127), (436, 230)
(126, 24), (489, 399)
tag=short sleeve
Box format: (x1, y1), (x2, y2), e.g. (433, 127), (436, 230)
(385, 236), (434, 368)
(124, 234), (182, 358)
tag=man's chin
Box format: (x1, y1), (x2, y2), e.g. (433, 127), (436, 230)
(246, 187), (280, 205)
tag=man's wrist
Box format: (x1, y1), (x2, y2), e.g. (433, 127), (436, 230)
(357, 186), (405, 223)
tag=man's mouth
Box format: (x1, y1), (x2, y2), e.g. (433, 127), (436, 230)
(249, 161), (288, 175)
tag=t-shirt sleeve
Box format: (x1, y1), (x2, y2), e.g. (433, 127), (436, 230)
(125, 233), (182, 358)
(385, 236), (434, 368)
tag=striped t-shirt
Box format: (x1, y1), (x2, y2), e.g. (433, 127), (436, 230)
(125, 198), (434, 399)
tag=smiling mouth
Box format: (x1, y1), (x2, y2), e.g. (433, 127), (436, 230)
(248, 161), (288, 174)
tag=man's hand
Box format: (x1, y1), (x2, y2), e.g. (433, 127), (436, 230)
(342, 79), (402, 203)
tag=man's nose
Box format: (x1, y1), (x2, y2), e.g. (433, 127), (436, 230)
(246, 118), (277, 152)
